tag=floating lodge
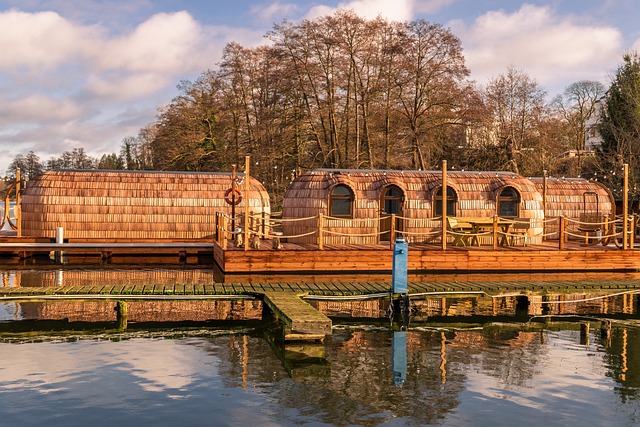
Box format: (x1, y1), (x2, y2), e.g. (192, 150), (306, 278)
(1, 165), (639, 343)
(1, 164), (637, 274)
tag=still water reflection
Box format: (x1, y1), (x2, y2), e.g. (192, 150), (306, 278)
(0, 324), (639, 426)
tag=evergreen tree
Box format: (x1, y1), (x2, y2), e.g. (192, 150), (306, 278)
(597, 52), (640, 205)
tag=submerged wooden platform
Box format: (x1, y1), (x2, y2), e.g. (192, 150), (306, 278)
(2, 278), (639, 339)
(214, 240), (640, 274)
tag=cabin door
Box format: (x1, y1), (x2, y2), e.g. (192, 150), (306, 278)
(380, 186), (404, 241)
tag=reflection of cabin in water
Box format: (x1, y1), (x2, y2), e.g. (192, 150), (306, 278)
(21, 170), (270, 240)
(281, 169), (615, 245)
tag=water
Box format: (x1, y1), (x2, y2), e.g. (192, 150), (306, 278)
(1, 266), (640, 425)
(0, 324), (639, 426)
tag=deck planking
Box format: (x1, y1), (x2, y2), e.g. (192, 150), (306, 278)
(215, 240), (640, 274)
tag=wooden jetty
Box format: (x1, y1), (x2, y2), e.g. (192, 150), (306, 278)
(2, 278), (640, 340)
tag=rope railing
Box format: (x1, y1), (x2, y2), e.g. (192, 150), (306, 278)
(214, 210), (638, 251)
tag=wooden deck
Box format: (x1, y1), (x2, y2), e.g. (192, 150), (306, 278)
(215, 239), (640, 274)
(2, 231), (638, 274)
(2, 279), (638, 339)
(2, 278), (638, 299)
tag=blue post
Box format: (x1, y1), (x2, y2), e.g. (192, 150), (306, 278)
(392, 237), (408, 294)
(392, 330), (407, 387)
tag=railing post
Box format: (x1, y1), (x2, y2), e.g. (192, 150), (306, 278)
(318, 213), (324, 250)
(623, 164), (629, 250)
(16, 168), (21, 238)
(493, 215), (499, 250)
(261, 211), (266, 239)
(390, 214), (396, 249)
(222, 215), (228, 250)
(559, 215), (565, 250)
(244, 156), (250, 252)
(441, 160), (447, 251)
(215, 213), (219, 243)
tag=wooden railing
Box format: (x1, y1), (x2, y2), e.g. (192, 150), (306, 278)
(214, 211), (636, 251)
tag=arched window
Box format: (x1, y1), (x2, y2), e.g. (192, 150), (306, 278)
(329, 184), (354, 218)
(497, 187), (520, 217)
(381, 186), (403, 215)
(434, 186), (457, 216)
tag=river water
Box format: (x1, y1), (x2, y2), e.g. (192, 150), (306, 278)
(0, 325), (639, 426)
(0, 267), (640, 426)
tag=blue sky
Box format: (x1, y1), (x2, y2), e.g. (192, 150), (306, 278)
(1, 0), (639, 174)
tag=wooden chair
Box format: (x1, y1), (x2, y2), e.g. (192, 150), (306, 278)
(447, 217), (473, 246)
(510, 218), (531, 246)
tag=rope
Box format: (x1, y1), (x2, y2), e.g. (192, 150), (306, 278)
(303, 289), (640, 304)
(279, 230), (318, 239)
(323, 229), (387, 237)
(564, 230), (621, 239)
(273, 215), (318, 223)
(323, 215), (383, 223)
(397, 229), (442, 236)
(565, 217), (621, 226)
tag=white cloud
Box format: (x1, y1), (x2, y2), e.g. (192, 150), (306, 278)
(249, 1), (300, 24)
(0, 8), (234, 174)
(450, 4), (623, 94)
(0, 95), (82, 125)
(0, 9), (99, 72)
(92, 11), (209, 74)
(307, 0), (415, 22)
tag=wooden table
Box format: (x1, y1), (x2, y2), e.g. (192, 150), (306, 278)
(467, 218), (514, 246)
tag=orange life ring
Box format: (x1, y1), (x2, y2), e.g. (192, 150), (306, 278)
(224, 187), (243, 205)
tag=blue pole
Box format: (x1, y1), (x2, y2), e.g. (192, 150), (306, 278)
(392, 237), (408, 294)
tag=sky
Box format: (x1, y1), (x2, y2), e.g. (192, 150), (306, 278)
(1, 0), (639, 175)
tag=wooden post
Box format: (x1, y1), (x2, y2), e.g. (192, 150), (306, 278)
(15, 168), (21, 237)
(318, 213), (324, 250)
(623, 164), (629, 250)
(390, 213), (396, 249)
(215, 212), (220, 243)
(116, 301), (127, 331)
(222, 215), (228, 250)
(559, 216), (565, 250)
(542, 170), (547, 241)
(580, 322), (589, 345)
(442, 160), (447, 251)
(493, 215), (498, 250)
(231, 164), (237, 233)
(244, 156), (250, 252)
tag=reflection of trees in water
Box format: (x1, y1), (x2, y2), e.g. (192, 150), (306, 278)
(215, 329), (560, 424)
(461, 330), (547, 390)
(604, 328), (640, 403)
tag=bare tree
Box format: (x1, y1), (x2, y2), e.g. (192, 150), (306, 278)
(483, 66), (547, 174)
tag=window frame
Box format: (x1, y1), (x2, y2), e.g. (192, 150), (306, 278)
(433, 186), (457, 217)
(329, 184), (355, 218)
(497, 186), (521, 217)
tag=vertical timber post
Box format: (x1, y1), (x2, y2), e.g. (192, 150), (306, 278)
(623, 163), (629, 250)
(390, 214), (396, 249)
(244, 156), (250, 252)
(318, 213), (324, 250)
(542, 170), (547, 241)
(559, 216), (565, 250)
(116, 301), (128, 331)
(15, 168), (21, 237)
(442, 160), (447, 251)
